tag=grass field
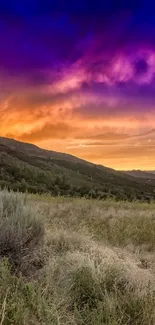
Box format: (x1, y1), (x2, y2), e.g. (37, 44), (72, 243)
(1, 191), (155, 324)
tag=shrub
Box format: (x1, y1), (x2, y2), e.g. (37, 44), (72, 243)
(0, 190), (44, 271)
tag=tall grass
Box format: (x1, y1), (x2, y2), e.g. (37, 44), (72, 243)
(0, 190), (44, 273)
(1, 191), (155, 324)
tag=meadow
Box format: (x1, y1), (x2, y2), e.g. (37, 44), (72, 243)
(1, 191), (155, 324)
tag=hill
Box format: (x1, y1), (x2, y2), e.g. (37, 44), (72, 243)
(123, 170), (155, 181)
(0, 136), (155, 201)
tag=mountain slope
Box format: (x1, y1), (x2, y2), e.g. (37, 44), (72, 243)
(123, 170), (155, 181)
(0, 137), (155, 201)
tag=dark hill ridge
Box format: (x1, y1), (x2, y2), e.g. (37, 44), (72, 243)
(123, 170), (155, 180)
(0, 137), (154, 201)
(0, 137), (87, 163)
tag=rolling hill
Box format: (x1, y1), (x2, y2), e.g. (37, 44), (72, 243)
(0, 137), (155, 201)
(123, 170), (155, 181)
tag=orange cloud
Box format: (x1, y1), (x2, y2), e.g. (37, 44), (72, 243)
(14, 122), (77, 142)
(1, 89), (155, 170)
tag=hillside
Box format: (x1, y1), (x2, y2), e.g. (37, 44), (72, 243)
(123, 170), (155, 180)
(0, 137), (155, 201)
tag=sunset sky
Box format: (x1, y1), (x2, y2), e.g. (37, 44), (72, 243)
(1, 0), (155, 170)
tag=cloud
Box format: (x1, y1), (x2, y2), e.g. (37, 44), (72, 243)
(89, 133), (130, 140)
(14, 122), (77, 142)
(1, 6), (155, 95)
(1, 1), (155, 169)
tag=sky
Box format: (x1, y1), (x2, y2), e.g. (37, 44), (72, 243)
(1, 0), (155, 170)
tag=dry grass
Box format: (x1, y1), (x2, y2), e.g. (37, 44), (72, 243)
(0, 191), (44, 274)
(1, 191), (155, 324)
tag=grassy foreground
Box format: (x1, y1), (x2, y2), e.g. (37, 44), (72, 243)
(1, 192), (155, 324)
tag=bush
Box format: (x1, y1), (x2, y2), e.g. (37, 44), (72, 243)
(0, 190), (44, 271)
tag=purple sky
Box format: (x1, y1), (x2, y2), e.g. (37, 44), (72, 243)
(1, 0), (155, 169)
